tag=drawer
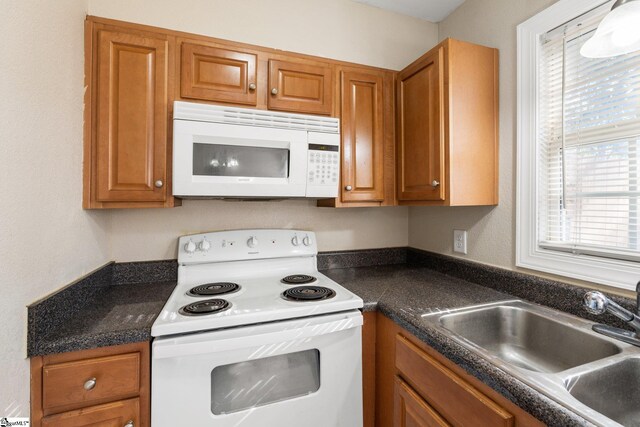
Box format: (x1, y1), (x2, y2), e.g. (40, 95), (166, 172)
(42, 398), (139, 427)
(43, 352), (141, 412)
(395, 335), (513, 427)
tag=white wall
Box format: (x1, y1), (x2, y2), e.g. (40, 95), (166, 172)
(87, 0), (439, 70)
(110, 200), (409, 261)
(0, 0), (111, 417)
(409, 0), (558, 271)
(87, 0), (440, 261)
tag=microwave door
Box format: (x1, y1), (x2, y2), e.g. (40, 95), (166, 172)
(173, 120), (308, 197)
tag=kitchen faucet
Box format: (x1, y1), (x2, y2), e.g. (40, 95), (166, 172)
(583, 281), (640, 347)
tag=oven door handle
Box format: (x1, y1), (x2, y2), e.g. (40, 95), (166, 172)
(153, 312), (363, 359)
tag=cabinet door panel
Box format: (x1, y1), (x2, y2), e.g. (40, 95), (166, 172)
(341, 70), (385, 202)
(394, 377), (451, 427)
(268, 60), (333, 115)
(181, 43), (257, 105)
(95, 30), (168, 203)
(42, 398), (139, 427)
(397, 47), (445, 202)
(396, 334), (514, 427)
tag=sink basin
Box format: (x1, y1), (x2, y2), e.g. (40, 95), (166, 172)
(437, 305), (621, 373)
(567, 358), (640, 427)
(423, 301), (640, 426)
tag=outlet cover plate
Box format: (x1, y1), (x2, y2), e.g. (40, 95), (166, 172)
(453, 230), (467, 254)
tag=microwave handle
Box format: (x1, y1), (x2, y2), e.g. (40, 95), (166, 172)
(153, 312), (363, 360)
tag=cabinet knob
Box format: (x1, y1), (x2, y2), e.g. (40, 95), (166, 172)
(271, 87), (278, 95)
(248, 83), (256, 91)
(431, 180), (440, 188)
(345, 185), (353, 191)
(154, 180), (164, 188)
(124, 421), (134, 427)
(83, 378), (97, 391)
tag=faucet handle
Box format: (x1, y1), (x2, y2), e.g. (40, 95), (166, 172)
(584, 291), (608, 315)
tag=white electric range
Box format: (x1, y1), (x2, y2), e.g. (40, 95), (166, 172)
(151, 229), (364, 427)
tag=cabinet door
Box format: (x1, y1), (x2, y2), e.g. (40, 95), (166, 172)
(268, 59), (333, 115)
(41, 398), (139, 427)
(394, 378), (451, 427)
(341, 70), (385, 202)
(180, 42), (257, 105)
(95, 30), (168, 203)
(397, 46), (445, 202)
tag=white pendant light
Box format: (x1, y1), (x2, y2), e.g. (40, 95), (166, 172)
(581, 0), (640, 58)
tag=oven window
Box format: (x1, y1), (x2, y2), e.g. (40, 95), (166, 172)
(210, 349), (320, 415)
(193, 143), (290, 178)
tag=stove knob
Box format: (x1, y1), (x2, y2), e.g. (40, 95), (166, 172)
(247, 236), (258, 248)
(303, 235), (312, 246)
(291, 235), (300, 246)
(184, 240), (197, 254)
(199, 238), (211, 252)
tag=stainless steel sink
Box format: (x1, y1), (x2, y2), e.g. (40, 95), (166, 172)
(422, 300), (640, 427)
(438, 305), (621, 373)
(566, 358), (640, 427)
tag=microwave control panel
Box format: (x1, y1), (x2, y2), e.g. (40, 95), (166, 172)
(306, 133), (340, 198)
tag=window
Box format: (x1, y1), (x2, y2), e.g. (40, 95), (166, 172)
(517, 0), (640, 290)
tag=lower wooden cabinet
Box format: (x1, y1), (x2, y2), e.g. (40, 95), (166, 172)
(395, 335), (513, 427)
(394, 377), (450, 427)
(373, 313), (543, 427)
(30, 342), (150, 427)
(40, 398), (139, 427)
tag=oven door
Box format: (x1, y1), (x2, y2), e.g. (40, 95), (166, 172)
(152, 311), (362, 427)
(173, 119), (308, 197)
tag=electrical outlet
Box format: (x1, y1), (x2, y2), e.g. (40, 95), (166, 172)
(453, 230), (468, 254)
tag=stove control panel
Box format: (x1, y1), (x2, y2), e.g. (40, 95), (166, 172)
(178, 229), (317, 264)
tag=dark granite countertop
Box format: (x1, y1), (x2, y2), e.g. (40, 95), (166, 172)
(323, 264), (596, 427)
(30, 282), (176, 356)
(28, 261), (177, 356)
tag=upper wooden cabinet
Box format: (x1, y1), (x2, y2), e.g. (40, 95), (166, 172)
(84, 19), (179, 209)
(83, 17), (498, 210)
(318, 67), (396, 208)
(180, 42), (258, 106)
(267, 59), (334, 115)
(397, 38), (499, 206)
(340, 70), (385, 203)
(397, 46), (445, 202)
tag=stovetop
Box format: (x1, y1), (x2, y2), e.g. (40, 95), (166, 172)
(151, 230), (363, 337)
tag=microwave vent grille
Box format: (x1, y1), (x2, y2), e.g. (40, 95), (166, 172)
(174, 102), (339, 134)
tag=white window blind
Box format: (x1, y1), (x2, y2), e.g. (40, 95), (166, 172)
(538, 10), (640, 262)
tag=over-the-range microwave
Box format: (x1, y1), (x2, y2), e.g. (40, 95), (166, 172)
(173, 101), (340, 199)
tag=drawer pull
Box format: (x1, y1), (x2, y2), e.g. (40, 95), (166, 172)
(271, 87), (278, 95)
(83, 377), (97, 391)
(124, 420), (134, 427)
(248, 83), (256, 91)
